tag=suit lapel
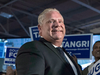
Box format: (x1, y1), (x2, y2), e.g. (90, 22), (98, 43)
(63, 48), (81, 75)
(39, 38), (67, 63)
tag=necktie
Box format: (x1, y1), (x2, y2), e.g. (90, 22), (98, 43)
(56, 47), (76, 75)
(56, 47), (69, 63)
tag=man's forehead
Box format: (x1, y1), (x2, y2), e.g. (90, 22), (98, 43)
(94, 42), (100, 47)
(43, 11), (64, 22)
(48, 18), (63, 21)
(95, 42), (100, 45)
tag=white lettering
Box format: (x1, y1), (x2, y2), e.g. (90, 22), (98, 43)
(13, 53), (17, 58)
(82, 41), (86, 47)
(65, 42), (69, 47)
(33, 32), (39, 38)
(62, 42), (65, 46)
(70, 41), (75, 47)
(64, 40), (90, 48)
(9, 52), (17, 58)
(76, 41), (81, 47)
(9, 52), (13, 57)
(87, 41), (89, 47)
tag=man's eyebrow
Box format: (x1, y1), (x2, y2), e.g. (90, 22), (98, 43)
(49, 19), (55, 20)
(47, 18), (63, 22)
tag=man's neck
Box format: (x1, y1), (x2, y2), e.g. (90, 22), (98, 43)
(95, 58), (100, 63)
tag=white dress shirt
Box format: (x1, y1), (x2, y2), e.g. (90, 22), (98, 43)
(53, 44), (78, 75)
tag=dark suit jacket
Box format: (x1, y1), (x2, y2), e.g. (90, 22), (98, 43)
(15, 38), (81, 75)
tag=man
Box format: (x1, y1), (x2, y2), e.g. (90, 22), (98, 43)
(82, 41), (100, 75)
(15, 8), (81, 75)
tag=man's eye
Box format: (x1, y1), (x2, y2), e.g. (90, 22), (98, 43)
(59, 21), (61, 23)
(59, 21), (63, 23)
(94, 47), (98, 49)
(48, 21), (53, 23)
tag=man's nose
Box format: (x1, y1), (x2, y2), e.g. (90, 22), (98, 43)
(54, 21), (61, 27)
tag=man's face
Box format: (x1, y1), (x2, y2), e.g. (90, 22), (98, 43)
(92, 42), (100, 59)
(38, 11), (66, 42)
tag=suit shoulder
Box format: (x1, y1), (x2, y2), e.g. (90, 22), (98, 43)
(21, 40), (39, 47)
(17, 40), (41, 54)
(20, 40), (43, 49)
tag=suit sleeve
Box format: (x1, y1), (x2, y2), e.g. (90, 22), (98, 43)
(15, 42), (45, 75)
(82, 66), (89, 75)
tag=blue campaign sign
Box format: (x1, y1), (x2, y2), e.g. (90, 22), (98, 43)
(4, 47), (19, 65)
(62, 34), (93, 59)
(0, 42), (5, 58)
(29, 26), (40, 41)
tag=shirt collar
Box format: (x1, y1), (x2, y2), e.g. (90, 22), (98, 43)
(52, 44), (62, 48)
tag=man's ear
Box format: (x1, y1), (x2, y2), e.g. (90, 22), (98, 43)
(38, 25), (42, 36)
(38, 25), (41, 31)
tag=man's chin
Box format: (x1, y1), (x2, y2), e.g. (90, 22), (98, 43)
(53, 37), (63, 41)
